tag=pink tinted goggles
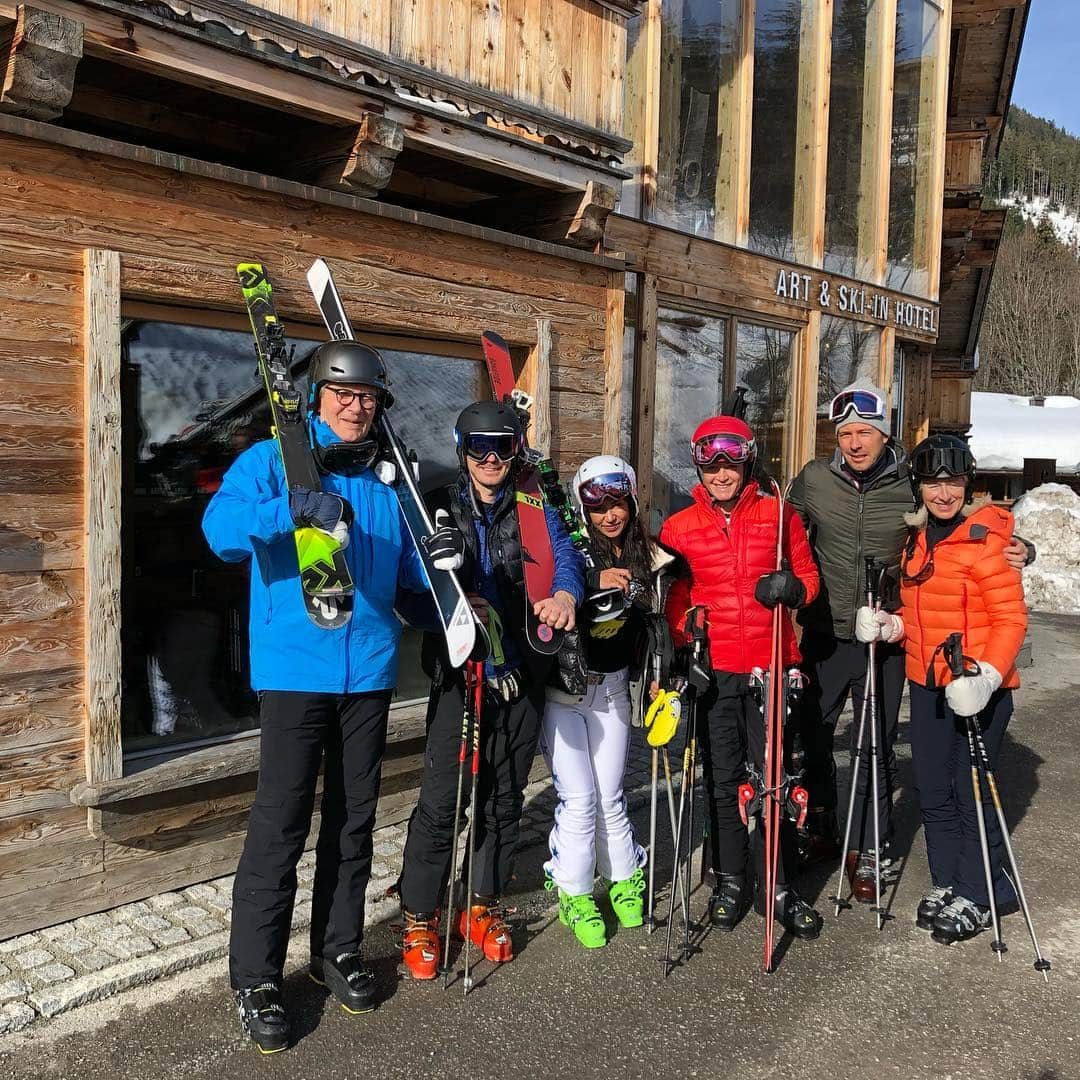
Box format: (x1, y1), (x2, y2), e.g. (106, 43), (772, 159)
(691, 433), (754, 466)
(578, 472), (634, 508)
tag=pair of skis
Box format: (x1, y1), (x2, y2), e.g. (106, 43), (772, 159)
(743, 481), (808, 974)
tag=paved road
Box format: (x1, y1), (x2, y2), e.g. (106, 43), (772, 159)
(3, 614), (1078, 1080)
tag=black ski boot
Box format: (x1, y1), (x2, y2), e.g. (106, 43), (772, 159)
(708, 875), (750, 932)
(309, 950), (377, 1014)
(775, 890), (823, 940)
(916, 886), (952, 931)
(930, 895), (991, 945)
(234, 982), (289, 1054)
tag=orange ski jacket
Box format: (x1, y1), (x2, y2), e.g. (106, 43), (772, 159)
(898, 501), (1027, 690)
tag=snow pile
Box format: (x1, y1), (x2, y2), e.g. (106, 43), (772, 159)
(1012, 483), (1080, 614)
(969, 392), (1080, 474)
(999, 194), (1080, 248)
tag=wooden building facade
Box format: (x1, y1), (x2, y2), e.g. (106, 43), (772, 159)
(0, 0), (1027, 938)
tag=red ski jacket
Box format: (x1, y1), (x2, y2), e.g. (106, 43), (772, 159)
(660, 482), (820, 674)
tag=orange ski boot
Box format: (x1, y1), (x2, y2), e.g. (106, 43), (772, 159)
(457, 901), (513, 963)
(400, 911), (441, 981)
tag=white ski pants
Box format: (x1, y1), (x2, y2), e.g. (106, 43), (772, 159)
(539, 669), (646, 895)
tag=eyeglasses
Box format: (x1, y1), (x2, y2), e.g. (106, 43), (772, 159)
(462, 431), (521, 463)
(829, 389), (886, 423)
(578, 473), (634, 508)
(327, 387), (380, 409)
(691, 433), (755, 467)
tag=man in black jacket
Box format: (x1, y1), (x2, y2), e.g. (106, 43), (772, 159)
(396, 400), (584, 979)
(789, 382), (1029, 899)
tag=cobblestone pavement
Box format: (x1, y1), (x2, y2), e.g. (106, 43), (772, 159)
(0, 731), (656, 1035)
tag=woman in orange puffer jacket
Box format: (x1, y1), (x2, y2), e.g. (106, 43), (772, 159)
(660, 415), (822, 941)
(855, 435), (1027, 947)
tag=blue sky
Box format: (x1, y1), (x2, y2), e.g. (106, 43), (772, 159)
(1011, 0), (1080, 135)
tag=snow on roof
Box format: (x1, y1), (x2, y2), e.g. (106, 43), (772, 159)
(969, 392), (1080, 474)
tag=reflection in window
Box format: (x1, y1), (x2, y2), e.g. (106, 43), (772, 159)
(654, 0), (744, 237)
(122, 319), (479, 755)
(815, 316), (881, 458)
(653, 306), (727, 525)
(824, 0), (872, 277)
(621, 274), (638, 462)
(888, 0), (940, 297)
(734, 322), (794, 479)
(748, 0), (802, 259)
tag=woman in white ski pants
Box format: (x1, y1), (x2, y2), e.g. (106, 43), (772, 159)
(540, 669), (642, 894)
(538, 455), (657, 949)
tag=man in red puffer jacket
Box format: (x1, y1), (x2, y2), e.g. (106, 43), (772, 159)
(660, 415), (823, 940)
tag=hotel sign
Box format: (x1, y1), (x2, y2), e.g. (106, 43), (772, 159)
(774, 268), (937, 335)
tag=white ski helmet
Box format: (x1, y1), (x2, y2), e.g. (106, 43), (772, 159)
(570, 455), (639, 521)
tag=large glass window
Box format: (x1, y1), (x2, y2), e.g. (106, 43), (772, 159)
(824, 0), (873, 277)
(654, 0), (745, 236)
(815, 315), (881, 458)
(888, 0), (941, 297)
(121, 316), (480, 757)
(748, 0), (802, 259)
(652, 305), (795, 526)
(653, 306), (727, 524)
(734, 322), (795, 478)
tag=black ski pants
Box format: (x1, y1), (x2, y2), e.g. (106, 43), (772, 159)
(909, 683), (1017, 908)
(697, 671), (797, 894)
(229, 689), (391, 989)
(399, 675), (545, 914)
(798, 631), (904, 853)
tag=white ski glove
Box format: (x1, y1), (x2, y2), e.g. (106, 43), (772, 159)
(854, 606), (904, 644)
(945, 662), (1002, 717)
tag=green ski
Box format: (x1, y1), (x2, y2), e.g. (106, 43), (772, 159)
(237, 262), (353, 630)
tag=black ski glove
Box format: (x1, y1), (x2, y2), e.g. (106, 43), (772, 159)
(754, 568), (805, 610)
(421, 508), (465, 572)
(289, 489), (353, 535)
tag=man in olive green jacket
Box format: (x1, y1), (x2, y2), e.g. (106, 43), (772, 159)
(789, 381), (1030, 901)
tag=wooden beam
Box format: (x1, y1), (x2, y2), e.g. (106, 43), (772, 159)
(878, 323), (896, 411)
(520, 317), (553, 458)
(472, 181), (619, 250)
(903, 347), (933, 449)
(947, 26), (968, 117)
(790, 310), (821, 478)
(636, 0), (661, 218)
(564, 181), (619, 249)
(82, 248), (121, 791)
(713, 0), (754, 246)
(631, 273), (658, 524)
(602, 271), (625, 455)
(653, 0), (681, 223)
(0, 4), (82, 120)
(919, 0), (952, 302)
(791, 0), (832, 267)
(294, 113), (405, 196)
(856, 0), (896, 284)
(0, 112), (625, 273)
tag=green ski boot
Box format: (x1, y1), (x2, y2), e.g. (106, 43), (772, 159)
(552, 882), (607, 949)
(606, 868), (647, 929)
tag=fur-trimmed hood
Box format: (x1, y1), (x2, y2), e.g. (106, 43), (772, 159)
(903, 492), (993, 529)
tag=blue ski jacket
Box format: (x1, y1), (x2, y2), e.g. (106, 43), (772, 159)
(202, 418), (428, 694)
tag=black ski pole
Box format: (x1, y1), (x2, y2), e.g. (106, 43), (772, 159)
(440, 665), (477, 988)
(943, 634), (1006, 961)
(461, 662), (484, 995)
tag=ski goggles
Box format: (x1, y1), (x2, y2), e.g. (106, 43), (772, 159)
(829, 389), (886, 424)
(578, 472), (635, 508)
(461, 431), (522, 463)
(690, 432), (755, 467)
(911, 443), (974, 481)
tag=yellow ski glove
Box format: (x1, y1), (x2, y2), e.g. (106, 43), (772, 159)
(644, 689), (682, 748)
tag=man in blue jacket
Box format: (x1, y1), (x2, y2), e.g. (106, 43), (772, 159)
(203, 341), (428, 1054)
(397, 400), (584, 980)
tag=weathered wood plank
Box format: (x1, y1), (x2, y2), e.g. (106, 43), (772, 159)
(792, 0), (831, 268)
(520, 317), (553, 457)
(601, 271), (624, 455)
(712, 0), (754, 246)
(0, 665), (82, 753)
(0, 5), (83, 121)
(83, 247), (122, 788)
(0, 735), (84, 819)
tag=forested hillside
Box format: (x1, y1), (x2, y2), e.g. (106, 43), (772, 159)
(976, 108), (1080, 397)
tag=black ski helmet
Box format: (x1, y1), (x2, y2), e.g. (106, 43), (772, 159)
(307, 341), (394, 412)
(909, 434), (976, 495)
(453, 401), (525, 462)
